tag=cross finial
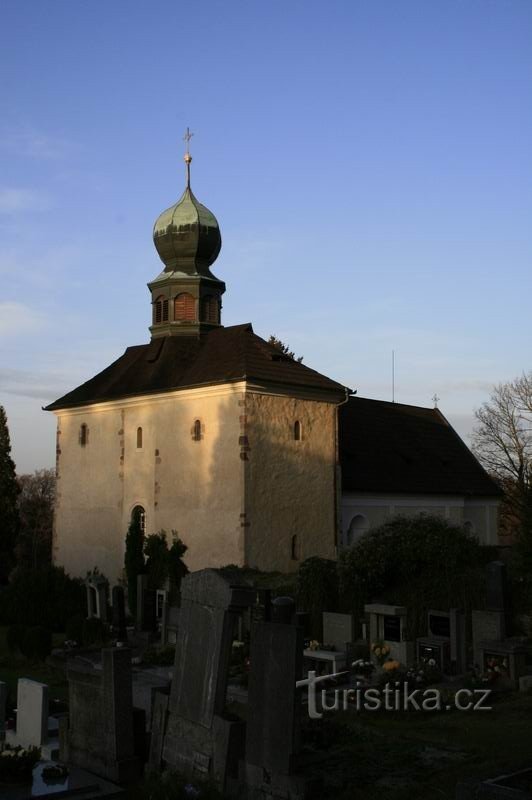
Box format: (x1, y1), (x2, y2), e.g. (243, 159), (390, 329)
(183, 127), (194, 187)
(432, 393), (440, 408)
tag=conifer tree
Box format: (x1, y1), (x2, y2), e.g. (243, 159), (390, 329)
(0, 406), (20, 583)
(124, 508), (145, 617)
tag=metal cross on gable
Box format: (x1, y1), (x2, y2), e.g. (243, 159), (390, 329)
(432, 393), (440, 408)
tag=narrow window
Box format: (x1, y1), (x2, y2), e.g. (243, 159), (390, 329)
(201, 295), (218, 324)
(79, 423), (88, 447)
(162, 299), (169, 322)
(294, 420), (301, 441)
(174, 292), (196, 321)
(136, 427), (143, 449)
(193, 419), (202, 441)
(132, 505), (146, 535)
(154, 296), (165, 324)
(291, 534), (299, 561)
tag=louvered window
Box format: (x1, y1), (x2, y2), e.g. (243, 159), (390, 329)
(154, 296), (165, 324)
(201, 295), (218, 324)
(162, 299), (169, 322)
(174, 292), (196, 321)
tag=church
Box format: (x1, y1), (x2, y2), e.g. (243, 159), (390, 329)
(46, 142), (501, 583)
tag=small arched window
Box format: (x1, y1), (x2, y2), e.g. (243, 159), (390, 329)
(131, 505), (146, 535)
(174, 292), (196, 321)
(346, 514), (369, 547)
(291, 534), (299, 561)
(201, 295), (219, 324)
(136, 427), (143, 449)
(193, 419), (202, 442)
(79, 423), (88, 447)
(294, 420), (301, 441)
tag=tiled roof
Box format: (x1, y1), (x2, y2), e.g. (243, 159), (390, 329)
(45, 324), (346, 411)
(339, 396), (501, 497)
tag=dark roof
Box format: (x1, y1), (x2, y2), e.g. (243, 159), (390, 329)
(339, 396), (501, 498)
(45, 324), (346, 411)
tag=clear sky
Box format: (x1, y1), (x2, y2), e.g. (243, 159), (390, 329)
(1, 0), (531, 473)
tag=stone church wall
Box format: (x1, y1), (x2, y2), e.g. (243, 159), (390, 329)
(243, 391), (338, 572)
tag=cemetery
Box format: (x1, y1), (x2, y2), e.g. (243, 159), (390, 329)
(1, 515), (532, 799)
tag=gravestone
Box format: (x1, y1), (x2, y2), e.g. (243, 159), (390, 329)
(322, 612), (355, 652)
(365, 603), (414, 665)
(15, 678), (49, 749)
(0, 681), (7, 751)
(112, 585), (127, 641)
(137, 574), (157, 633)
(241, 597), (311, 799)
(162, 569), (255, 791)
(416, 608), (467, 675)
(472, 609), (506, 667)
(148, 689), (170, 771)
(62, 647), (139, 783)
(486, 561), (508, 611)
(85, 574), (109, 623)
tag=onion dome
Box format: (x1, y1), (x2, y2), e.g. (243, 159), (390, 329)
(152, 140), (221, 275)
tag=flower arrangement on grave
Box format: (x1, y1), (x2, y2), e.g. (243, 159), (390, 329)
(405, 658), (442, 687)
(308, 640), (321, 652)
(484, 656), (510, 684)
(351, 658), (375, 679)
(371, 641), (391, 666)
(382, 659), (401, 673)
(0, 745), (41, 783)
(42, 763), (69, 782)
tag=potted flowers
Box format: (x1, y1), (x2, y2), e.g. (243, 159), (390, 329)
(371, 641), (391, 667)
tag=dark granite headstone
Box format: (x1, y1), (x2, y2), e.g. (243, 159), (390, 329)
(241, 598), (313, 798)
(162, 569), (254, 791)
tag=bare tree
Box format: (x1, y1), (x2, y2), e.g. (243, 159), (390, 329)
(16, 469), (56, 570)
(472, 372), (532, 551)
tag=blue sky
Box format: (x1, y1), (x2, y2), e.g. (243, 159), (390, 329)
(1, 0), (531, 472)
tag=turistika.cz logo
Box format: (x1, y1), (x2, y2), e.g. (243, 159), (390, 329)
(297, 671), (492, 719)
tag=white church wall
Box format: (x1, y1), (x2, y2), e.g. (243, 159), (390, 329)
(53, 382), (246, 583)
(341, 492), (499, 549)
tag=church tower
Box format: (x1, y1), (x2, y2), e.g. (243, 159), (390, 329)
(149, 129), (225, 339)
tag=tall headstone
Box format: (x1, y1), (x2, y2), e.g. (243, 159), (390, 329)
(0, 681), (7, 751)
(162, 569), (254, 790)
(486, 561), (508, 611)
(241, 597), (311, 799)
(137, 574), (157, 633)
(112, 585), (127, 641)
(15, 678), (49, 749)
(63, 647), (139, 783)
(86, 574), (109, 623)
